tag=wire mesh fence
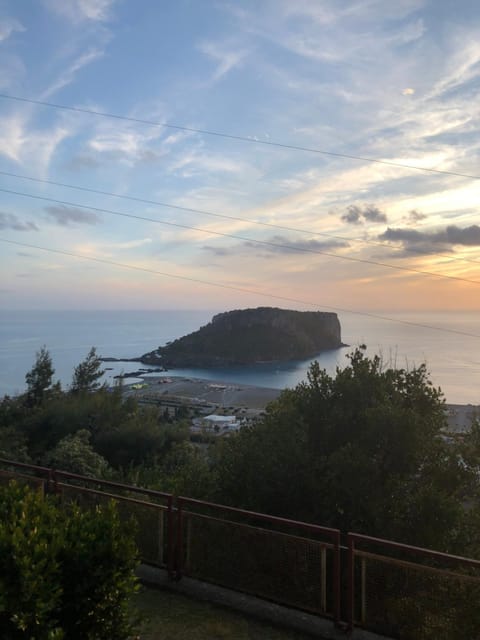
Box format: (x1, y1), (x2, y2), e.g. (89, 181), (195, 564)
(348, 534), (480, 639)
(177, 497), (340, 618)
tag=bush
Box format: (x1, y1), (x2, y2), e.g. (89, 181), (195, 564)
(0, 482), (139, 639)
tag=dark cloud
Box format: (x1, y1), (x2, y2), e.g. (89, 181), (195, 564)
(45, 205), (101, 226)
(341, 204), (387, 225)
(202, 245), (233, 256)
(0, 212), (38, 231)
(407, 209), (427, 223)
(203, 235), (349, 258)
(379, 224), (480, 254)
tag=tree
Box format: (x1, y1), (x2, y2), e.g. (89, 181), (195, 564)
(25, 346), (58, 407)
(71, 347), (105, 393)
(43, 429), (110, 477)
(214, 347), (467, 549)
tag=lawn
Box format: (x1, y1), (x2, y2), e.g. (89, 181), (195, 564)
(134, 587), (317, 640)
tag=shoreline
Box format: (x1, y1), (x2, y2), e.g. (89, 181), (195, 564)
(123, 375), (282, 412)
(123, 374), (479, 431)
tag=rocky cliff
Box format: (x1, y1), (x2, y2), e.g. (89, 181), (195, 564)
(140, 307), (343, 367)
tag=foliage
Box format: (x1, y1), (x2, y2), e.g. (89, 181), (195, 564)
(43, 429), (110, 477)
(0, 481), (139, 639)
(214, 347), (468, 549)
(71, 347), (105, 393)
(24, 346), (60, 407)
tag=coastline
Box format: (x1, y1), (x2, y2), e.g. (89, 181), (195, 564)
(123, 375), (282, 413)
(123, 374), (479, 432)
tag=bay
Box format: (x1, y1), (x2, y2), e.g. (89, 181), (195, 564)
(0, 309), (479, 405)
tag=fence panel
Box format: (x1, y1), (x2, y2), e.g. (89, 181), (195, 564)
(177, 497), (340, 620)
(347, 533), (480, 639)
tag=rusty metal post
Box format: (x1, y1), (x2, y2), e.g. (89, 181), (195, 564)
(176, 497), (183, 580)
(320, 546), (327, 613)
(167, 496), (175, 579)
(360, 557), (367, 624)
(347, 534), (355, 633)
(333, 531), (341, 626)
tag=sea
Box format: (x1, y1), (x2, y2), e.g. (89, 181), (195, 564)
(0, 309), (479, 405)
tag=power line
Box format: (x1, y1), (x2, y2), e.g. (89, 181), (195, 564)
(2, 168), (479, 267)
(2, 185), (480, 286)
(1, 92), (479, 181)
(2, 236), (480, 339)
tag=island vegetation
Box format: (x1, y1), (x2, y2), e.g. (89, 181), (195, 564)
(140, 307), (343, 367)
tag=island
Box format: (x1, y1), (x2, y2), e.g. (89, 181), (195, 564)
(139, 307), (344, 367)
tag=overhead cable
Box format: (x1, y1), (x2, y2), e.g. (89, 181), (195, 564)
(1, 169), (479, 266)
(0, 92), (479, 181)
(1, 186), (479, 286)
(2, 236), (480, 339)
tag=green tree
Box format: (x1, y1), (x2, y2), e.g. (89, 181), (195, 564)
(215, 347), (467, 549)
(25, 346), (60, 407)
(43, 429), (110, 477)
(71, 347), (105, 393)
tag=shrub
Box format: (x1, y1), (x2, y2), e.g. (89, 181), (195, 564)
(0, 482), (139, 639)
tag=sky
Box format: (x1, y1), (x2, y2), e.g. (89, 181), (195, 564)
(0, 0), (480, 313)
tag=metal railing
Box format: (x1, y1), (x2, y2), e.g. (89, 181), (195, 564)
(347, 532), (480, 639)
(2, 457), (480, 638)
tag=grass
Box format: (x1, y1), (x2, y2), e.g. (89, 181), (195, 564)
(133, 587), (317, 640)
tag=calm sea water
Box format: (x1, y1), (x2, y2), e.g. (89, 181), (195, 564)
(0, 309), (479, 404)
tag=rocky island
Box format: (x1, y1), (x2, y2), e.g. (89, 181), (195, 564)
(140, 307), (343, 367)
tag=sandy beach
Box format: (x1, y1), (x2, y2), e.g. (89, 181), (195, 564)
(124, 375), (282, 412)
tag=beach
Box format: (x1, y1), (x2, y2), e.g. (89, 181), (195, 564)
(124, 375), (282, 417)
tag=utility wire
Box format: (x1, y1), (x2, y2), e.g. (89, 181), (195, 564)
(1, 186), (479, 286)
(1, 168), (479, 266)
(2, 236), (480, 339)
(1, 92), (479, 181)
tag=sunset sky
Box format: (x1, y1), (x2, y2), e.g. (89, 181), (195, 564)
(1, 0), (480, 313)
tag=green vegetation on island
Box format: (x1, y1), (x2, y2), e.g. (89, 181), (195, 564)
(140, 307), (343, 367)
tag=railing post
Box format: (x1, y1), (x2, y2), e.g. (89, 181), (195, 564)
(347, 533), (355, 633)
(360, 557), (367, 624)
(333, 531), (341, 626)
(176, 497), (183, 580)
(167, 496), (175, 579)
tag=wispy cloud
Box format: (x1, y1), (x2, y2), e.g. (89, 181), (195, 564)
(203, 235), (349, 259)
(43, 0), (116, 23)
(0, 212), (38, 231)
(0, 17), (25, 42)
(198, 40), (249, 82)
(45, 205), (101, 226)
(40, 47), (105, 99)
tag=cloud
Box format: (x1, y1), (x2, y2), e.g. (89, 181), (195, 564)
(40, 48), (105, 99)
(198, 40), (248, 82)
(379, 224), (480, 253)
(203, 235), (349, 258)
(43, 0), (116, 23)
(341, 204), (388, 225)
(0, 112), (70, 175)
(45, 205), (101, 226)
(0, 17), (25, 42)
(402, 87), (415, 95)
(0, 213), (38, 231)
(406, 209), (427, 223)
